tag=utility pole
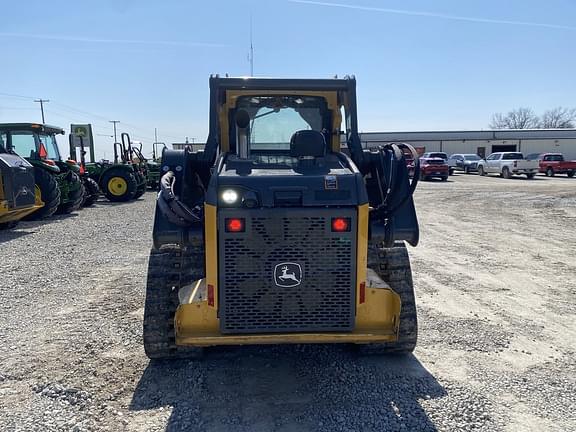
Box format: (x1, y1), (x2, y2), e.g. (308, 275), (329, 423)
(153, 127), (158, 159)
(109, 120), (120, 143)
(34, 99), (50, 123)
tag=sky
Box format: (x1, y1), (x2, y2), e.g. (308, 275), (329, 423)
(1, 0), (575, 159)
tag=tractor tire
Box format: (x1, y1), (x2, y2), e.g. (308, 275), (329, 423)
(82, 177), (100, 207)
(360, 242), (418, 355)
(133, 171), (147, 199)
(101, 168), (137, 202)
(143, 245), (205, 360)
(546, 167), (554, 177)
(57, 174), (85, 214)
(133, 182), (146, 199)
(23, 168), (61, 220)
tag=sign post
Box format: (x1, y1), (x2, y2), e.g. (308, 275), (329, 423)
(70, 124), (95, 162)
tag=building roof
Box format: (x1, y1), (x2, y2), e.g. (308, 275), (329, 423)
(359, 129), (576, 142)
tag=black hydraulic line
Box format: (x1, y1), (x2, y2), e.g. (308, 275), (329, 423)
(373, 142), (420, 218)
(158, 171), (203, 226)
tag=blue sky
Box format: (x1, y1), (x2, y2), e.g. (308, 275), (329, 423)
(1, 0), (575, 159)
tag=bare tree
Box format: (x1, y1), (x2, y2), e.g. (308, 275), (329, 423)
(490, 107), (540, 129)
(540, 107), (576, 128)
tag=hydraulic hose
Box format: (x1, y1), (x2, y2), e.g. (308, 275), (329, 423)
(373, 142), (420, 218)
(158, 171), (203, 227)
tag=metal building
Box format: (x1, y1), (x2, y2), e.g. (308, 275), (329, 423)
(172, 142), (205, 152)
(358, 129), (576, 159)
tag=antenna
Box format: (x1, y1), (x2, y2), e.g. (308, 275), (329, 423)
(249, 14), (254, 76)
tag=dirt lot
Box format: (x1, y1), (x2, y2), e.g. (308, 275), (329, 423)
(0, 174), (574, 431)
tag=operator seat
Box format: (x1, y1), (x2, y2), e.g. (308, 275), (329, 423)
(290, 130), (327, 168)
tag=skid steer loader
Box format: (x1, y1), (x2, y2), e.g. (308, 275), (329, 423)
(0, 135), (43, 229)
(144, 76), (420, 359)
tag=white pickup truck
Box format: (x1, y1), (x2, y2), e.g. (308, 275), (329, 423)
(477, 152), (539, 179)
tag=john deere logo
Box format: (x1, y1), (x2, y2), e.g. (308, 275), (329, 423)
(274, 263), (303, 287)
(74, 127), (87, 137)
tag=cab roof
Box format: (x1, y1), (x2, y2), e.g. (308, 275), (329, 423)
(0, 123), (65, 134)
(209, 75), (357, 92)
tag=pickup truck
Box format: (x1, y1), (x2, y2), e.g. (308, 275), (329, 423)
(477, 152), (539, 179)
(525, 153), (576, 177)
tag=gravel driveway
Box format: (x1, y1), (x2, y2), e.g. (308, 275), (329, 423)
(0, 174), (574, 431)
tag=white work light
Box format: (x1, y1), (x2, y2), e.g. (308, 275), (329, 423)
(221, 189), (239, 204)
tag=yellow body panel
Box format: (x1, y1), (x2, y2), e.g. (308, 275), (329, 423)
(220, 89), (342, 152)
(174, 278), (400, 347)
(0, 184), (44, 224)
(204, 203), (219, 309)
(356, 203), (369, 306)
(174, 204), (402, 347)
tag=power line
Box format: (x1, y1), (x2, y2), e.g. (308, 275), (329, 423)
(0, 92), (36, 100)
(1, 90), (191, 142)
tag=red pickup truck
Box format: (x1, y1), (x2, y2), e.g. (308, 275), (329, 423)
(526, 153), (576, 177)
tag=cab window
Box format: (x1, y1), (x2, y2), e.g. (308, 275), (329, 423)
(10, 131), (37, 158)
(38, 134), (61, 160)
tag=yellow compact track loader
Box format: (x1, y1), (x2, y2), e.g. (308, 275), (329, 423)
(0, 135), (43, 229)
(144, 76), (421, 359)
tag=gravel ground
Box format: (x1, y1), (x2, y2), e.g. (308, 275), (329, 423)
(0, 174), (574, 431)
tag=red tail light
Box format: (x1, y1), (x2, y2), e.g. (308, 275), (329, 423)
(207, 284), (215, 307)
(225, 218), (245, 232)
(331, 217), (351, 232)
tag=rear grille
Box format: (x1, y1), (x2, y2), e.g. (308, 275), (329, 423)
(13, 169), (36, 208)
(218, 208), (357, 334)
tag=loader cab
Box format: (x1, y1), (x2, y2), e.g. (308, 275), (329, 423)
(204, 78), (362, 169)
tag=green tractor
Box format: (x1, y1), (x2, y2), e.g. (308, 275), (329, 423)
(0, 123), (85, 219)
(68, 134), (100, 207)
(146, 142), (166, 190)
(84, 132), (147, 202)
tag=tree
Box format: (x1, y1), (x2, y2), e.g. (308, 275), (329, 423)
(490, 107), (540, 129)
(540, 107), (576, 129)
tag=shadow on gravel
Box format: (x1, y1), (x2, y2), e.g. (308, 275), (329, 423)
(96, 193), (153, 206)
(130, 345), (445, 431)
(0, 213), (80, 243)
(0, 228), (34, 243)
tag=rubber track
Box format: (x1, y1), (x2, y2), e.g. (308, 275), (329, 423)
(362, 241), (418, 354)
(143, 245), (205, 359)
